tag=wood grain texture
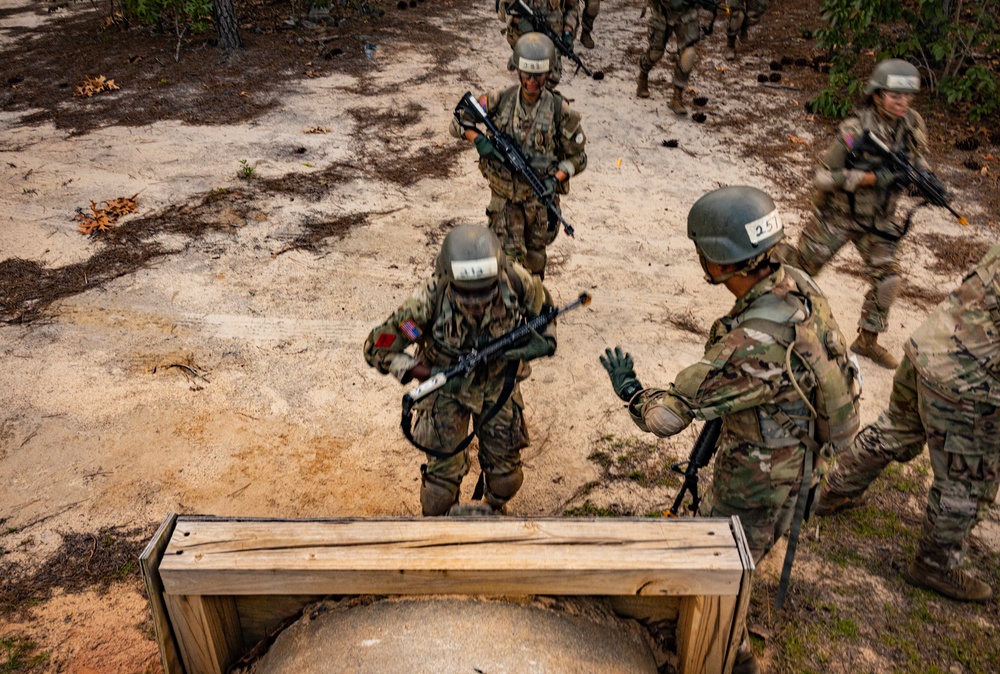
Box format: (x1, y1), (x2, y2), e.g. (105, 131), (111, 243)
(677, 594), (738, 674)
(139, 514), (184, 674)
(159, 517), (746, 597)
(164, 594), (244, 674)
(723, 517), (756, 674)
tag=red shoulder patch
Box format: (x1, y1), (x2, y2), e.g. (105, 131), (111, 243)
(374, 333), (396, 349)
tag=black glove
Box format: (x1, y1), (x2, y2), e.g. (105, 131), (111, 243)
(874, 168), (903, 191)
(562, 30), (575, 53)
(600, 346), (643, 402)
(922, 171), (948, 198)
(504, 329), (555, 362)
(473, 134), (499, 161)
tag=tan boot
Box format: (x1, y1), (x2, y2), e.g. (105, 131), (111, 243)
(636, 69), (650, 98)
(903, 559), (992, 602)
(850, 329), (899, 369)
(670, 86), (687, 115)
(814, 487), (866, 517)
(580, 30), (595, 49)
(732, 638), (761, 674)
(725, 35), (737, 61)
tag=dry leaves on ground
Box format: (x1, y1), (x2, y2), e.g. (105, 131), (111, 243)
(75, 194), (138, 235)
(74, 75), (120, 97)
(303, 126), (331, 134)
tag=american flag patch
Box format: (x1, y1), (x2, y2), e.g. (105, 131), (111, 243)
(399, 319), (421, 340)
(843, 132), (856, 150)
(374, 333), (395, 349)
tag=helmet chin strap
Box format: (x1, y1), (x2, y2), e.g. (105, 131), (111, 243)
(699, 251), (769, 285)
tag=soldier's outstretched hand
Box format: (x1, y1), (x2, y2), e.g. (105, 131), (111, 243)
(600, 346), (643, 401)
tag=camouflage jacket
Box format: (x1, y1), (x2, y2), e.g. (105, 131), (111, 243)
(905, 243), (1000, 404)
(502, 0), (579, 36)
(451, 86), (587, 201)
(363, 262), (554, 411)
(814, 106), (929, 227)
(630, 265), (819, 452)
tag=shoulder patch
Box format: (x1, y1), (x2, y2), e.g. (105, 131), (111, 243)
(374, 333), (396, 349)
(399, 318), (422, 341)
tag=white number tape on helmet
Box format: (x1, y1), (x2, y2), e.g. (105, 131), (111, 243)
(885, 74), (919, 91)
(744, 209), (783, 245)
(452, 257), (499, 281)
(518, 57), (550, 73)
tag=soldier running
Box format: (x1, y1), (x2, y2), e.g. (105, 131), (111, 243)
(636, 0), (702, 114)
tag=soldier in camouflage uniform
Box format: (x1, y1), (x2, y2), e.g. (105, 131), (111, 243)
(778, 59), (945, 370)
(601, 187), (859, 674)
(636, 0), (701, 115)
(724, 0), (768, 61)
(579, 0), (598, 49)
(364, 225), (557, 516)
(499, 0), (579, 88)
(817, 244), (1000, 603)
(451, 33), (587, 278)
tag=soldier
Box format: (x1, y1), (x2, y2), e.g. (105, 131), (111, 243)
(817, 244), (1000, 603)
(636, 0), (701, 114)
(724, 0), (768, 61)
(601, 187), (860, 674)
(777, 59), (944, 370)
(500, 0), (579, 88)
(451, 33), (587, 278)
(580, 0), (598, 49)
(364, 225), (557, 516)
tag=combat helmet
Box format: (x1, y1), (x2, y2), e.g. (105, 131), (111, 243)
(687, 186), (784, 267)
(435, 224), (506, 291)
(864, 59), (921, 97)
(513, 33), (555, 74)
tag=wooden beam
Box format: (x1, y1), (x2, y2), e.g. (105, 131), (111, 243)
(139, 514), (184, 674)
(164, 594), (244, 674)
(676, 594), (738, 674)
(723, 516), (756, 674)
(159, 518), (746, 597)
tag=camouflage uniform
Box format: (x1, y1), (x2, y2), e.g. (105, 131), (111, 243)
(450, 88), (587, 276)
(639, 0), (700, 91)
(780, 107), (929, 334)
(501, 0), (579, 86)
(363, 261), (554, 514)
(629, 264), (847, 562)
(825, 244), (1000, 573)
(725, 0), (768, 40)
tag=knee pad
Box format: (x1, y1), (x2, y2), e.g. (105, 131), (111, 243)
(875, 274), (902, 309)
(485, 467), (524, 509)
(678, 47), (696, 75)
(420, 470), (460, 517)
(641, 51), (663, 71)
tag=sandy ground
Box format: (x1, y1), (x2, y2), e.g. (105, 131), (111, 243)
(1, 0), (997, 670)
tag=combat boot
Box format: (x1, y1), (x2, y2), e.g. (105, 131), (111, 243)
(670, 86), (687, 116)
(903, 559), (993, 603)
(725, 35), (737, 61)
(850, 329), (899, 370)
(814, 487), (866, 517)
(636, 69), (650, 99)
(580, 29), (595, 49)
(732, 639), (761, 674)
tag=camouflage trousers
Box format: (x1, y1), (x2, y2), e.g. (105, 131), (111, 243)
(725, 0), (769, 37)
(581, 0), (599, 32)
(639, 3), (699, 89)
(487, 191), (560, 276)
(699, 440), (808, 564)
(778, 209), (902, 333)
(825, 356), (1000, 570)
(413, 389), (529, 514)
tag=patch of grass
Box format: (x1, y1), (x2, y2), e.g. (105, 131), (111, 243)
(0, 635), (50, 672)
(562, 500), (620, 517)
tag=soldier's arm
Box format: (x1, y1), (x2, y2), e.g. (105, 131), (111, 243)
(628, 330), (789, 437)
(907, 109), (931, 173)
(512, 262), (557, 348)
(448, 90), (502, 141)
(562, 0), (580, 33)
(814, 117), (871, 194)
(363, 280), (437, 382)
(556, 100), (587, 180)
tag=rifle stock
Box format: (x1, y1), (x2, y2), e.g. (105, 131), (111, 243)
(665, 418), (722, 517)
(454, 92), (576, 237)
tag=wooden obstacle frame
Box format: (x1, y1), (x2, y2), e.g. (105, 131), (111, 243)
(141, 514), (755, 674)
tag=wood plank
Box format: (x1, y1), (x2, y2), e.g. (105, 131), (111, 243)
(164, 594), (245, 674)
(676, 594), (738, 674)
(139, 514), (184, 674)
(160, 518), (746, 597)
(723, 516), (756, 674)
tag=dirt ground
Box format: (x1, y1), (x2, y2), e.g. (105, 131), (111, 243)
(1, 0), (999, 671)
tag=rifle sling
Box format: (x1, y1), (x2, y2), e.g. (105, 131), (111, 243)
(401, 360), (520, 463)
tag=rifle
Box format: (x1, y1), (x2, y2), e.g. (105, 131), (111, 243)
(665, 418), (722, 517)
(401, 292), (592, 438)
(851, 131), (969, 228)
(504, 0), (604, 80)
(454, 91), (576, 237)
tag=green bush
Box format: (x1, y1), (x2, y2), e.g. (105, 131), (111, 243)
(119, 0), (215, 33)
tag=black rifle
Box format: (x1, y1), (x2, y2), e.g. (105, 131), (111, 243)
(401, 292), (592, 455)
(850, 131), (968, 229)
(504, 0), (603, 80)
(454, 91), (576, 237)
(665, 418), (722, 517)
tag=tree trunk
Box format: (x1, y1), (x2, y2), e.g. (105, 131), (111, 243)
(214, 0), (243, 52)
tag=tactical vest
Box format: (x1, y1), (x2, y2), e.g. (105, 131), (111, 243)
(480, 86), (563, 201)
(737, 266), (862, 458)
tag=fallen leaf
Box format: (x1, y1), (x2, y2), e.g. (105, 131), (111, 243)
(788, 135), (808, 145)
(74, 193), (138, 235)
(73, 74), (120, 97)
(302, 126), (331, 134)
